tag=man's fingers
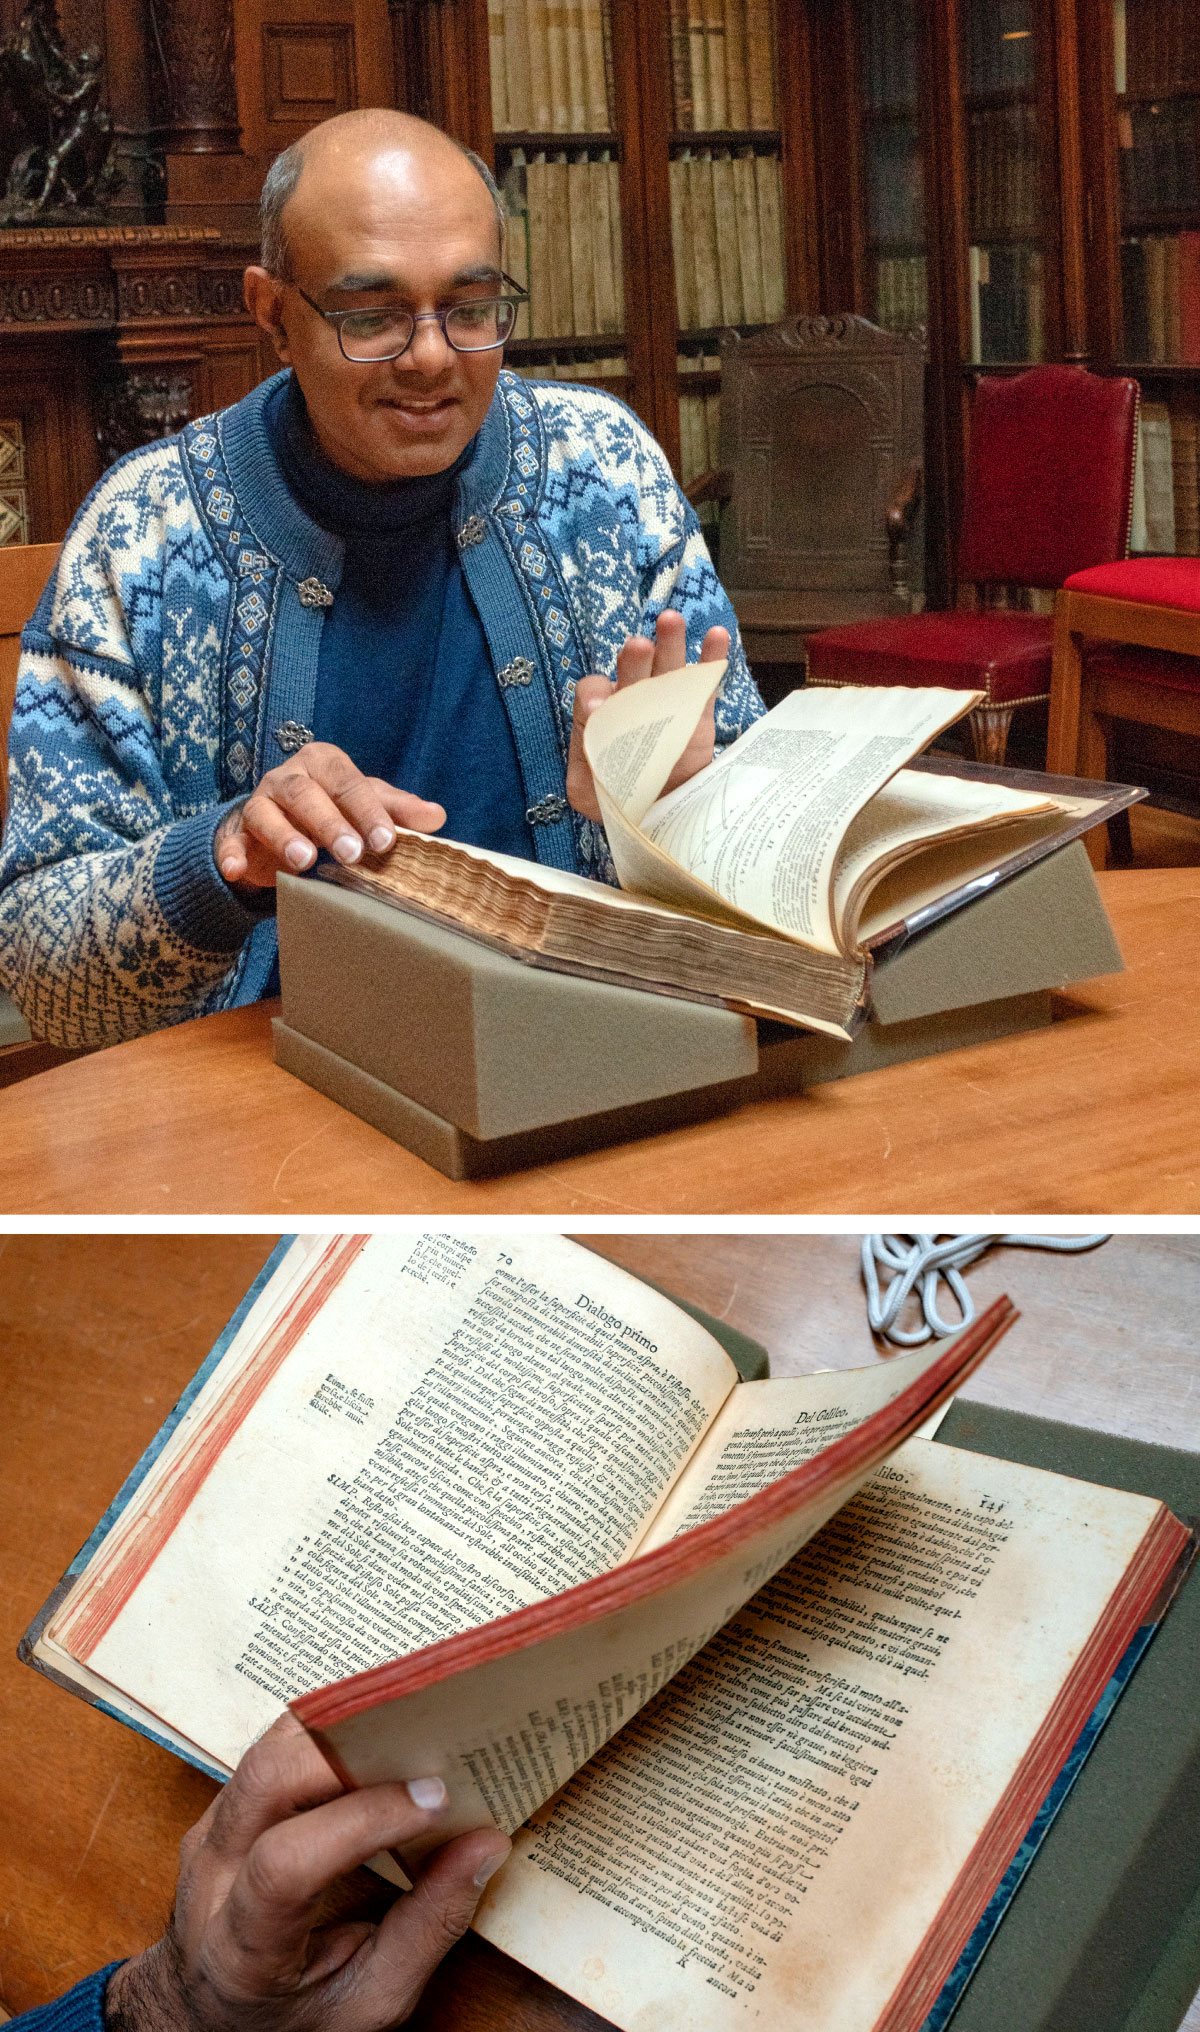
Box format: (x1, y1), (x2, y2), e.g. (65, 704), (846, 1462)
(373, 786), (447, 841)
(614, 633), (655, 689)
(353, 1830), (512, 2027)
(205, 1716), (346, 1867)
(649, 607), (688, 676)
(700, 623), (730, 666)
(219, 1779), (457, 1980)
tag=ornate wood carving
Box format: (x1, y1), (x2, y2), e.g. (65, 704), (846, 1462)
(0, 0), (118, 220)
(146, 0), (239, 153)
(94, 362), (190, 466)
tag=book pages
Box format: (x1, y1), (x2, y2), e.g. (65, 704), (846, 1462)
(586, 676), (984, 956)
(476, 1442), (1166, 2032)
(70, 1236), (739, 1771)
(830, 768), (1057, 946)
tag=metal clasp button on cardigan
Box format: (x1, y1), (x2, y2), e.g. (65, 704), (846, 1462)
(297, 577), (334, 608)
(274, 721), (314, 754)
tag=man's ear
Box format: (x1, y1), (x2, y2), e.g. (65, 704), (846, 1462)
(243, 266), (293, 365)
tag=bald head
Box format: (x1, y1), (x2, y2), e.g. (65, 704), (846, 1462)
(259, 110), (505, 281)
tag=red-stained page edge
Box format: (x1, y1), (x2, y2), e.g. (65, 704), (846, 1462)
(292, 1295), (1017, 1733)
(65, 1235), (371, 1660)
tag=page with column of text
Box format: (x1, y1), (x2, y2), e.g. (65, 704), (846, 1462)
(475, 1440), (1167, 2032)
(584, 673), (1004, 955)
(50, 1234), (739, 1772)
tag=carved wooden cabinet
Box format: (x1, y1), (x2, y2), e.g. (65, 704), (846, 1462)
(0, 224), (274, 541)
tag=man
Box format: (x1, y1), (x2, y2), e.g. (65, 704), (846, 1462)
(8, 1713), (513, 2028)
(0, 108), (761, 1050)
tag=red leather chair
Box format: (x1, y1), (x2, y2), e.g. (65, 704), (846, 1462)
(805, 366), (1140, 763)
(1047, 557), (1200, 867)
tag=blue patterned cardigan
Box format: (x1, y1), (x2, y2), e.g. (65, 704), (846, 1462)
(0, 369), (762, 1049)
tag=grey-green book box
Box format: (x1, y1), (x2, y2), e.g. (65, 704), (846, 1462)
(272, 839), (1121, 1179)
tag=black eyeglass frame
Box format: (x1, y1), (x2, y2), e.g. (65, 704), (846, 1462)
(295, 276), (529, 361)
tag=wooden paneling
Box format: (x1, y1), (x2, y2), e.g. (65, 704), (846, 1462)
(235, 0), (394, 161)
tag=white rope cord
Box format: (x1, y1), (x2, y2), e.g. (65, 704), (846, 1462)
(862, 1233), (1111, 1345)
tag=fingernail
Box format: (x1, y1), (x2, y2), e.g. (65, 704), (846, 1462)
(332, 833), (362, 865)
(406, 1776), (447, 1811)
(285, 840), (315, 870)
(368, 826), (394, 853)
(474, 1844), (511, 1888)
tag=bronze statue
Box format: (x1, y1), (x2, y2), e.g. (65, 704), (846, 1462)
(0, 0), (118, 222)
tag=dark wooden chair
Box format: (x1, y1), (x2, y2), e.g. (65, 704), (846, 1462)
(806, 365), (1140, 763)
(685, 314), (925, 678)
(0, 540), (87, 1087)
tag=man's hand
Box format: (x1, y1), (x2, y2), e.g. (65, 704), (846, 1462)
(566, 608), (730, 825)
(105, 1714), (511, 2032)
(215, 744), (446, 891)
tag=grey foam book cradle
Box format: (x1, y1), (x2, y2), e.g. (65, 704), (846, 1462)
(271, 838), (1122, 1180)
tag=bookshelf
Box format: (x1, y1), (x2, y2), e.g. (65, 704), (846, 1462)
(464, 0), (816, 480)
(1110, 0), (1200, 555)
(853, 0), (928, 335)
(961, 0), (1047, 364)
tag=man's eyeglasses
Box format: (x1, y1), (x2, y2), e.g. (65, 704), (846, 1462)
(295, 278), (528, 362)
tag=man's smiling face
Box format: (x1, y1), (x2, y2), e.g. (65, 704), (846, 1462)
(246, 118), (506, 483)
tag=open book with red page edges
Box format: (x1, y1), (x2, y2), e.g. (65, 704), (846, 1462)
(22, 1234), (1194, 2032)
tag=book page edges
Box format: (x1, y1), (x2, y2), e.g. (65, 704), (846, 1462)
(291, 1297), (1015, 1734)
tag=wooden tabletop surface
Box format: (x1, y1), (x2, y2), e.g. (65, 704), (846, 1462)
(2, 867), (1198, 1216)
(2, 1231), (1199, 2025)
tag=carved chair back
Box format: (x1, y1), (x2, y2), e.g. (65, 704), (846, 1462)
(716, 315), (926, 618)
(0, 539), (57, 816)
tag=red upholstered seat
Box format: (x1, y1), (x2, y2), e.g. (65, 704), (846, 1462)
(805, 610), (1053, 704)
(806, 367), (1139, 762)
(1063, 558), (1200, 611)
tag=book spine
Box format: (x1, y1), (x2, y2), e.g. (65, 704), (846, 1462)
(546, 0), (570, 130)
(526, 153), (550, 335)
(1179, 230), (1200, 363)
(607, 156), (626, 328)
(687, 0), (709, 129)
(723, 0), (749, 131)
(547, 152), (573, 331)
(581, 0), (610, 129)
(506, 0), (531, 129)
(744, 0), (774, 126)
(670, 154), (696, 327)
(669, 0), (693, 128)
(754, 152), (785, 319)
(711, 150), (742, 322)
(591, 153), (619, 334)
(704, 0), (728, 128)
(526, 0), (552, 130)
(732, 149), (766, 321)
(565, 0), (588, 129)
(489, 0), (510, 130)
(568, 155), (596, 334)
(1165, 231), (1183, 358)
(501, 152), (532, 336)
(691, 154), (722, 325)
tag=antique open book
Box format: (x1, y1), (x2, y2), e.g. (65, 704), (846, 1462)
(326, 670), (1137, 1038)
(24, 1235), (1192, 2032)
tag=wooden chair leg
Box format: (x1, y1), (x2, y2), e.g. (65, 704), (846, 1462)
(1046, 594), (1083, 775)
(968, 703), (1014, 764)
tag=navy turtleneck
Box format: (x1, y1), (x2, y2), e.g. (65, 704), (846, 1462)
(263, 373), (534, 858)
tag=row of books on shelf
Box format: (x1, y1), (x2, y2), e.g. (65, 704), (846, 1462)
(962, 0), (1036, 94)
(873, 252), (928, 332)
(1131, 395), (1200, 553)
(968, 243), (1044, 364)
(511, 356), (626, 384)
(502, 152), (624, 339)
(858, 0), (920, 115)
(969, 102), (1039, 239)
(1114, 0), (1200, 97)
(865, 122), (923, 244)
(488, 0), (613, 134)
(1118, 100), (1200, 217)
(670, 150), (785, 330)
(1121, 233), (1200, 361)
(668, 0), (776, 133)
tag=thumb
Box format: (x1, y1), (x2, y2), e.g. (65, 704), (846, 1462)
(349, 1829), (512, 2027)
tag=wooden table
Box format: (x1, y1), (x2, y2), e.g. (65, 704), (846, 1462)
(2, 1232), (1199, 2026)
(2, 868), (1199, 1215)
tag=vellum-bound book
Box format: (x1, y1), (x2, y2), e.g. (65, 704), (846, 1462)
(24, 1236), (1194, 2032)
(328, 669), (1137, 1039)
